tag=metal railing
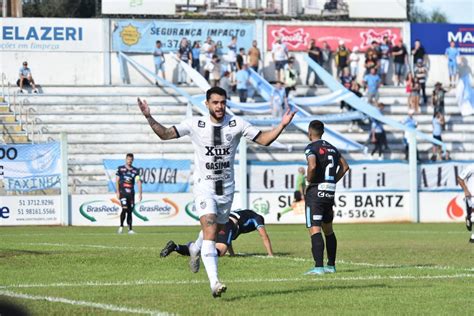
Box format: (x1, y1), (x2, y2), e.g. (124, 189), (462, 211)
(1, 72), (6, 102)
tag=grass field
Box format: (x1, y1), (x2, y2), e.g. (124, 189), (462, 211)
(0, 224), (473, 315)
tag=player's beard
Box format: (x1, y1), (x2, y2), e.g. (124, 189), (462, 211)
(209, 108), (225, 122)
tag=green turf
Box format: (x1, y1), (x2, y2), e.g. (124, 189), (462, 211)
(0, 224), (473, 315)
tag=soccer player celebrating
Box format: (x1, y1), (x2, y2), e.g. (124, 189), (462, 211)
(160, 209), (274, 258)
(137, 87), (295, 297)
(116, 153), (142, 234)
(457, 163), (474, 243)
(304, 120), (350, 275)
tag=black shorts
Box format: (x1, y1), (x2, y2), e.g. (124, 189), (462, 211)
(305, 186), (335, 228)
(433, 135), (442, 142)
(119, 193), (135, 211)
(17, 78), (30, 86)
(216, 221), (238, 246)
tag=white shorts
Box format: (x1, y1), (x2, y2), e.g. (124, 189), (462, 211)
(194, 194), (234, 224)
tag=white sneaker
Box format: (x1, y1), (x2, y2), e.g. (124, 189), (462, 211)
(189, 242), (201, 273)
(117, 227), (123, 234)
(128, 230), (136, 235)
(211, 281), (227, 298)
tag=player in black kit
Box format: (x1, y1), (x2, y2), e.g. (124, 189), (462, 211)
(304, 120), (350, 275)
(160, 209), (274, 257)
(116, 153), (142, 234)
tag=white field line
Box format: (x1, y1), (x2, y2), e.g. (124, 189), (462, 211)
(1, 274), (474, 290)
(15, 242), (474, 272)
(0, 289), (171, 316)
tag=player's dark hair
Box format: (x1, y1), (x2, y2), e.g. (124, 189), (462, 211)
(206, 86), (227, 101)
(126, 153), (134, 159)
(309, 120), (324, 136)
(156, 40), (161, 44)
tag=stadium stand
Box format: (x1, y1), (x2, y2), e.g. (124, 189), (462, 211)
(4, 83), (472, 194)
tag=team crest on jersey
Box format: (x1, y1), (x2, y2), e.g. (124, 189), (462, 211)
(225, 134), (232, 141)
(229, 120), (236, 127)
(198, 120), (206, 128)
(319, 147), (327, 155)
(200, 201), (207, 209)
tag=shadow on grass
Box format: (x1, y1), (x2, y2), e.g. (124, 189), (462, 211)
(223, 283), (392, 302)
(0, 249), (59, 258)
(232, 252), (292, 257)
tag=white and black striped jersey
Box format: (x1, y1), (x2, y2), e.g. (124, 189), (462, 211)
(173, 114), (261, 197)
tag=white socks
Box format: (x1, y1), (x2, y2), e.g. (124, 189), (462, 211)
(190, 230), (204, 254)
(201, 240), (219, 287)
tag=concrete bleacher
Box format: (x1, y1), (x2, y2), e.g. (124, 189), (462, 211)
(8, 84), (471, 194)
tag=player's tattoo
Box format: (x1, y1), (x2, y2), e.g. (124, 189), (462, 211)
(147, 116), (176, 140)
(204, 215), (216, 226)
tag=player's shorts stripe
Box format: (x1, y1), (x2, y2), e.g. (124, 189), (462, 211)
(305, 206), (311, 228)
(213, 126), (224, 195)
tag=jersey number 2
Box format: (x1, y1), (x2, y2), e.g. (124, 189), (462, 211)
(325, 155), (335, 181)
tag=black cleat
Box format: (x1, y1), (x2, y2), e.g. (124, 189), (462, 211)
(466, 216), (472, 232)
(160, 240), (177, 257)
(277, 212), (282, 221)
(469, 238), (474, 244)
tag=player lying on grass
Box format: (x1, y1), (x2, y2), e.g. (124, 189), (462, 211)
(160, 209), (274, 257)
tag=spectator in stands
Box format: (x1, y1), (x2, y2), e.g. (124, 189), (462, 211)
(335, 40), (350, 77)
(340, 67), (352, 90)
(306, 39), (322, 86)
(202, 37), (215, 81)
(363, 67), (381, 104)
(191, 41), (201, 73)
(364, 50), (379, 75)
(247, 40), (261, 73)
(227, 36), (238, 78)
(411, 39), (426, 67)
(402, 109), (418, 160)
(236, 64), (250, 103)
(272, 36), (288, 82)
(432, 82), (447, 117)
(177, 38), (192, 85)
(271, 81), (288, 119)
(431, 111), (445, 161)
(205, 55), (222, 87)
(365, 41), (379, 60)
(284, 58), (298, 98)
(349, 46), (360, 79)
(342, 81), (363, 132)
(370, 103), (386, 160)
(406, 73), (420, 113)
(321, 41), (333, 75)
(153, 40), (166, 83)
(445, 40), (460, 87)
(219, 71), (232, 100)
(379, 35), (392, 85)
(17, 61), (38, 94)
(215, 40), (224, 60)
(414, 58), (428, 105)
(236, 48), (246, 71)
(391, 39), (408, 86)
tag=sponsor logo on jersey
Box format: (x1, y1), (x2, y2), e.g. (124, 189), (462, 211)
(319, 147), (326, 155)
(225, 134), (232, 141)
(205, 161), (230, 170)
(200, 201), (207, 209)
(317, 191), (335, 198)
(229, 120), (236, 127)
(205, 146), (231, 156)
(198, 120), (205, 128)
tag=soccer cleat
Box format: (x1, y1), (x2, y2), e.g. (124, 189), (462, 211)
(188, 242), (201, 273)
(466, 216), (472, 232)
(304, 267), (325, 275)
(160, 240), (177, 257)
(128, 230), (136, 235)
(117, 227), (123, 234)
(211, 281), (227, 298)
(324, 265), (336, 273)
(277, 212), (282, 221)
(470, 238), (474, 244)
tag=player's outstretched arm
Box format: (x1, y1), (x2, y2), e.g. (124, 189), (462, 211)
(457, 176), (472, 198)
(137, 98), (178, 140)
(257, 227), (274, 256)
(335, 155), (350, 183)
(254, 108), (297, 146)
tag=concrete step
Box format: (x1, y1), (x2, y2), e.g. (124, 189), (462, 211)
(28, 85), (204, 95)
(25, 104), (188, 115)
(0, 114), (16, 123)
(16, 95), (191, 104)
(1, 134), (29, 143)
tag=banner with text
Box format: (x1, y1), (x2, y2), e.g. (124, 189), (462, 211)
(419, 192), (466, 223)
(103, 159), (191, 193)
(0, 143), (61, 192)
(266, 24), (402, 52)
(410, 23), (474, 55)
(71, 193), (199, 226)
(0, 196), (61, 226)
(0, 18), (105, 52)
(249, 192), (410, 224)
(247, 161), (474, 192)
(112, 20), (255, 53)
